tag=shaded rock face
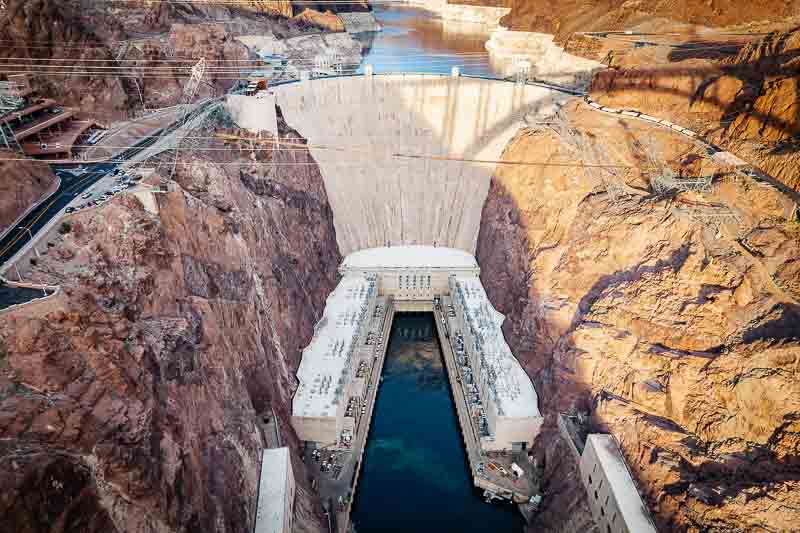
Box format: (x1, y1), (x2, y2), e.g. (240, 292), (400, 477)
(590, 28), (800, 191)
(0, 151), (58, 235)
(476, 101), (800, 532)
(0, 119), (340, 532)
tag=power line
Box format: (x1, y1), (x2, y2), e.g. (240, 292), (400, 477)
(0, 52), (491, 62)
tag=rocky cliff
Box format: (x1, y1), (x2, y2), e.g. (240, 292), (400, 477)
(500, 0), (800, 38)
(0, 152), (58, 237)
(0, 112), (340, 532)
(0, 0), (131, 118)
(590, 27), (800, 191)
(476, 100), (800, 532)
(0, 0), (348, 119)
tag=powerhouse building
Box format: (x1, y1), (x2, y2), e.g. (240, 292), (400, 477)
(291, 273), (378, 444)
(448, 275), (542, 451)
(291, 246), (542, 452)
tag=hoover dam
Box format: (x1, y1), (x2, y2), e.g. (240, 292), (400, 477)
(227, 73), (568, 254)
(229, 72), (565, 531)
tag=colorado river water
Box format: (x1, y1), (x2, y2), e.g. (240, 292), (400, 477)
(351, 313), (524, 533)
(356, 5), (502, 76)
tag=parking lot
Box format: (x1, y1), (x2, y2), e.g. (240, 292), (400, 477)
(63, 166), (146, 214)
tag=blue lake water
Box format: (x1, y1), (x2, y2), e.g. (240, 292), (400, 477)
(350, 313), (524, 533)
(356, 6), (501, 76)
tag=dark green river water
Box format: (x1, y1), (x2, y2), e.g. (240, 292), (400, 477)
(351, 313), (524, 533)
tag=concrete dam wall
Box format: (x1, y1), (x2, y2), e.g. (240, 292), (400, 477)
(228, 75), (567, 255)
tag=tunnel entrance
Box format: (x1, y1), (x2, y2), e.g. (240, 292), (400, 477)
(350, 312), (524, 532)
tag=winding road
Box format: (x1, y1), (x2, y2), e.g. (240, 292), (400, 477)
(0, 99), (220, 309)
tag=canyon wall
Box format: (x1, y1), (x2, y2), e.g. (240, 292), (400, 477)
(0, 0), (132, 118)
(0, 114), (339, 532)
(0, 152), (58, 237)
(591, 27), (800, 192)
(476, 98), (800, 532)
(499, 0), (800, 39)
(399, 0), (510, 26)
(260, 75), (566, 256)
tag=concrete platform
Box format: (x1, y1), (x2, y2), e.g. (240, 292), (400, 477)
(434, 296), (537, 503)
(304, 297), (395, 533)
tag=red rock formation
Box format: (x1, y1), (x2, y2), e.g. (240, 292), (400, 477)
(0, 0), (131, 118)
(0, 115), (340, 532)
(590, 27), (800, 191)
(476, 101), (800, 532)
(0, 151), (58, 236)
(500, 0), (800, 38)
(293, 9), (345, 33)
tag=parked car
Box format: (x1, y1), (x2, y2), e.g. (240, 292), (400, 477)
(81, 192), (92, 199)
(65, 207), (76, 213)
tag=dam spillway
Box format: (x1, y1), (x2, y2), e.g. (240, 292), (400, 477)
(226, 74), (567, 255)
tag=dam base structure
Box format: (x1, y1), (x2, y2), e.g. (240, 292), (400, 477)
(291, 247), (543, 532)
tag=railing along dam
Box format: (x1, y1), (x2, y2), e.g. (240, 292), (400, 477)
(226, 73), (571, 255)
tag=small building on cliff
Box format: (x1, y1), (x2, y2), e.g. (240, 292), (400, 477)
(579, 434), (657, 533)
(255, 447), (295, 533)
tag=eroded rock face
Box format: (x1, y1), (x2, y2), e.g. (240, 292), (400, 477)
(0, 119), (340, 532)
(499, 0), (800, 38)
(590, 28), (800, 191)
(0, 0), (131, 118)
(476, 101), (800, 532)
(0, 151), (58, 236)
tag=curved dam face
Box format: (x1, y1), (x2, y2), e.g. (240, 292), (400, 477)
(228, 75), (566, 255)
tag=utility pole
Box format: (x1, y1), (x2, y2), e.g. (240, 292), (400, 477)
(166, 57), (206, 190)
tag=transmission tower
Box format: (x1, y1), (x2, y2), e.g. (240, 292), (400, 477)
(165, 57), (206, 190)
(512, 55), (531, 84)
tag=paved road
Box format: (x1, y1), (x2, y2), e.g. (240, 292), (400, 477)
(0, 100), (218, 309)
(0, 163), (116, 267)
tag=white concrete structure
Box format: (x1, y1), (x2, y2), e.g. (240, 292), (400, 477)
(230, 74), (565, 256)
(579, 435), (657, 533)
(255, 447), (295, 533)
(292, 246), (542, 453)
(292, 274), (378, 443)
(448, 275), (542, 451)
(341, 245), (479, 302)
(486, 30), (604, 89)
